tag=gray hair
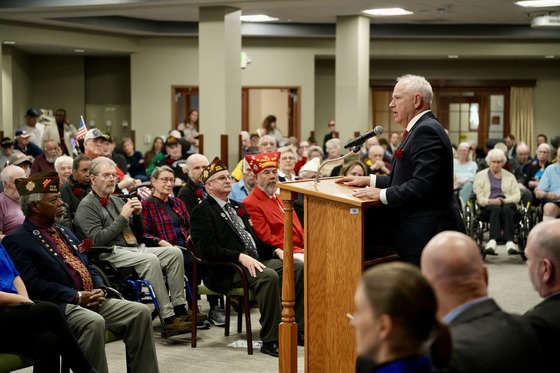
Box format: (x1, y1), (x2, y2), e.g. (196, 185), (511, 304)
(54, 155), (73, 172)
(20, 193), (43, 217)
(485, 148), (507, 164)
(1, 165), (25, 187)
(307, 145), (324, 158)
(90, 156), (116, 176)
(397, 74), (433, 105)
(151, 165), (174, 180)
(325, 138), (342, 153)
(457, 142), (471, 151)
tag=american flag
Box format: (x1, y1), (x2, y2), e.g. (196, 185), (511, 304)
(76, 116), (88, 140)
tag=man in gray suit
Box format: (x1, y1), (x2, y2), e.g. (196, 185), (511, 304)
(524, 219), (560, 373)
(421, 231), (544, 373)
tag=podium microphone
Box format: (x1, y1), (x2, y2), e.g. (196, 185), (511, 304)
(343, 126), (384, 149)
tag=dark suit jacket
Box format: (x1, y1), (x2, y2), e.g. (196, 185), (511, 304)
(444, 298), (545, 373)
(376, 111), (463, 257)
(524, 292), (560, 373)
(189, 196), (276, 294)
(177, 177), (204, 215)
(4, 219), (104, 311)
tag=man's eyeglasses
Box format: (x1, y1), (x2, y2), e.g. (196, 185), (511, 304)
(208, 175), (233, 183)
(158, 178), (175, 184)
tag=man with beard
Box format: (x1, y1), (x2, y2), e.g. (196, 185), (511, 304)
(242, 152), (304, 261)
(30, 139), (60, 174)
(190, 157), (305, 357)
(60, 155), (92, 229)
(74, 157), (191, 333)
(42, 108), (78, 156)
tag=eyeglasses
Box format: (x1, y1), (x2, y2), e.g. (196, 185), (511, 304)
(208, 175), (233, 183)
(158, 177), (175, 184)
(98, 173), (117, 180)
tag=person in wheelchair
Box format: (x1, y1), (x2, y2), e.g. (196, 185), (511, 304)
(473, 148), (521, 255)
(454, 142), (477, 208)
(74, 157), (192, 333)
(535, 146), (560, 221)
(4, 172), (158, 373)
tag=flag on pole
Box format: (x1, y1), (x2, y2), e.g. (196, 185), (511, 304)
(76, 116), (88, 141)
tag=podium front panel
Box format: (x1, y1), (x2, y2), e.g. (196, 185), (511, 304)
(304, 195), (364, 373)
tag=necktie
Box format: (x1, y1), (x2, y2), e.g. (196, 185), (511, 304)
(224, 203), (259, 259)
(402, 130), (409, 140)
(47, 227), (94, 291)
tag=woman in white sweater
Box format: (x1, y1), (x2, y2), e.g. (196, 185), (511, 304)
(473, 148), (521, 255)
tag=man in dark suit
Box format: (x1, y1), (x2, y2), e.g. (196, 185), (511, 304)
(338, 74), (463, 265)
(4, 172), (158, 373)
(189, 157), (304, 357)
(422, 231), (545, 373)
(523, 220), (560, 373)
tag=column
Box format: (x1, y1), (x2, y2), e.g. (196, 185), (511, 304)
(199, 6), (242, 166)
(335, 16), (370, 144)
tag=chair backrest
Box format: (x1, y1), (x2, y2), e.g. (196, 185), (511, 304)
(186, 236), (202, 261)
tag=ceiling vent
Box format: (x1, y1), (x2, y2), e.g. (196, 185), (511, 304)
(531, 15), (560, 27)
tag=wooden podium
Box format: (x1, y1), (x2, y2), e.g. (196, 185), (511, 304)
(277, 178), (382, 373)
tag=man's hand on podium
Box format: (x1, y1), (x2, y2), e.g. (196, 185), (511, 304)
(352, 186), (381, 200)
(336, 176), (370, 187)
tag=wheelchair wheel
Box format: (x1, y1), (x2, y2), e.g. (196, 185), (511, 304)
(517, 208), (531, 261)
(464, 199), (476, 238)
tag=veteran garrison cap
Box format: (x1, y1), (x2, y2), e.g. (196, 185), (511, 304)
(201, 157), (228, 184)
(15, 172), (60, 196)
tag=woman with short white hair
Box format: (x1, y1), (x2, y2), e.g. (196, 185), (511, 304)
(54, 155), (73, 184)
(454, 142), (477, 207)
(473, 148), (521, 255)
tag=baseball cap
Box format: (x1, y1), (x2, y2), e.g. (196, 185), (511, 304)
(1, 137), (14, 148)
(15, 129), (31, 138)
(7, 154), (32, 167)
(25, 108), (40, 117)
(84, 129), (107, 142)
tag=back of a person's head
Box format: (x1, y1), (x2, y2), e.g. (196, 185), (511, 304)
(362, 262), (439, 350)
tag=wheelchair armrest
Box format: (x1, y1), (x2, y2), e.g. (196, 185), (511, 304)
(103, 286), (125, 300)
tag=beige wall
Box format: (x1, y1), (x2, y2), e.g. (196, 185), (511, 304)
(248, 89), (289, 136)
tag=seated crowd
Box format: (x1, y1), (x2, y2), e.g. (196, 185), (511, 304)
(0, 107), (558, 372)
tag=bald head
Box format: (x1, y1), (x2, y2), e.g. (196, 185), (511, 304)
(421, 231), (488, 318)
(526, 220), (560, 297)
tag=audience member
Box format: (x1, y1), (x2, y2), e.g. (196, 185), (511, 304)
(21, 108), (45, 148)
(4, 172), (159, 373)
(190, 157), (305, 357)
(509, 142), (535, 205)
(121, 138), (148, 182)
(0, 137), (14, 171)
(262, 115), (284, 146)
(144, 136), (164, 172)
(473, 148), (521, 255)
(60, 155), (92, 227)
(6, 154), (32, 177)
(240, 130), (253, 157)
(535, 146), (560, 220)
(55, 155), (74, 185)
(387, 131), (401, 155)
(351, 262), (443, 373)
(243, 152), (304, 261)
(30, 139), (60, 174)
(0, 165), (26, 241)
(504, 133), (517, 160)
(364, 145), (391, 176)
(231, 135), (277, 181)
(534, 133), (548, 158)
(454, 142), (478, 207)
(340, 160), (368, 177)
(523, 219), (560, 373)
(421, 231), (545, 373)
(0, 244), (95, 373)
(42, 108), (78, 156)
(156, 136), (190, 186)
(102, 133), (127, 172)
(228, 159), (256, 202)
(141, 165), (211, 326)
(338, 74), (463, 266)
(178, 110), (200, 153)
(321, 138), (344, 176)
(293, 140), (310, 175)
(277, 147), (298, 182)
(13, 129), (42, 160)
(323, 119), (336, 154)
(177, 154), (210, 213)
(74, 157), (191, 333)
(527, 143), (552, 195)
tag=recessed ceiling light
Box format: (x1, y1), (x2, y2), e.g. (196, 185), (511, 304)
(362, 8), (413, 16)
(3, 41), (16, 45)
(515, 1), (560, 7)
(545, 55), (556, 58)
(240, 14), (278, 22)
(74, 49), (86, 53)
(448, 55), (459, 59)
